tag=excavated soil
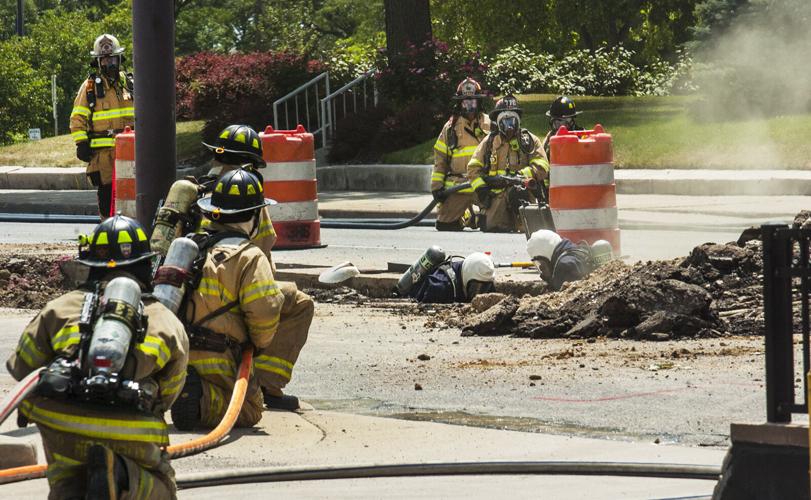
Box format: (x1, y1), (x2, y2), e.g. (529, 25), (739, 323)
(0, 244), (74, 309)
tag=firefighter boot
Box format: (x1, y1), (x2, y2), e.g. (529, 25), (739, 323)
(171, 366), (203, 430)
(435, 220), (464, 232)
(86, 444), (128, 500)
(263, 386), (300, 411)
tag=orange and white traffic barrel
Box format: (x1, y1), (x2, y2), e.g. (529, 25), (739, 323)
(260, 125), (322, 249)
(548, 124), (620, 254)
(111, 127), (136, 218)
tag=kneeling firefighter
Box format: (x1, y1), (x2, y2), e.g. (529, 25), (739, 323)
(431, 77), (491, 231)
(6, 215), (189, 499)
(543, 95), (584, 159)
(526, 229), (614, 291)
(153, 124), (314, 411)
(467, 95), (550, 232)
(170, 168), (286, 430)
(397, 247), (496, 303)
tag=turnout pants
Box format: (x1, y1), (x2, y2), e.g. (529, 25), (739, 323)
(482, 191), (521, 233)
(189, 345), (265, 428)
(253, 281), (314, 396)
(86, 147), (115, 219)
(436, 192), (475, 225)
(21, 400), (174, 499)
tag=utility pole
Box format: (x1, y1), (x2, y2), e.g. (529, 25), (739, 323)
(132, 0), (176, 230)
(16, 0), (24, 36)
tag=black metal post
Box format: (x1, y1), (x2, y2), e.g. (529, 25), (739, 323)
(132, 0), (175, 230)
(762, 223), (793, 422)
(15, 0), (24, 36)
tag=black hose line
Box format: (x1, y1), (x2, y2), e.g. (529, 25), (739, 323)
(176, 461), (721, 490)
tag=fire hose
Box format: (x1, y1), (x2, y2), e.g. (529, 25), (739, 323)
(0, 346), (254, 484)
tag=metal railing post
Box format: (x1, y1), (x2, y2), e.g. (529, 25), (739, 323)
(763, 223), (794, 423)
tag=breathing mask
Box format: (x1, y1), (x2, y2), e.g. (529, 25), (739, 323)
(497, 111), (520, 139)
(461, 98), (478, 115)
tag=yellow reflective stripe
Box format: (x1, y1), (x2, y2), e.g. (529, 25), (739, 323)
(494, 169), (507, 175)
(239, 280), (280, 305)
(189, 357), (235, 377)
(136, 335), (171, 370)
(519, 166), (534, 178)
(433, 139), (449, 155)
(71, 106), (90, 117)
(71, 131), (88, 142)
(18, 335), (48, 368)
(160, 371), (186, 397)
(51, 325), (81, 353)
(431, 172), (446, 182)
(137, 467), (154, 498)
(254, 355), (293, 380)
(470, 177), (486, 190)
(47, 452), (83, 487)
(90, 138), (115, 148)
(468, 158), (484, 168)
(255, 220), (276, 239)
(20, 401), (168, 445)
(208, 383), (225, 417)
(246, 315), (280, 335)
(531, 158), (550, 172)
(93, 107), (135, 121)
(199, 278), (237, 303)
(451, 146), (477, 158)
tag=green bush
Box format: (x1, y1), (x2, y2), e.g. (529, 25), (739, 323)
(0, 43), (51, 144)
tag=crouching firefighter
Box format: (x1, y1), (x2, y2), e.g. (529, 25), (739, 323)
(6, 215), (189, 499)
(170, 168), (286, 431)
(153, 124), (314, 411)
(397, 247), (496, 304)
(526, 229), (614, 291)
(467, 94), (550, 233)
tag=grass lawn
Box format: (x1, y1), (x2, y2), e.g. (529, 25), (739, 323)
(0, 120), (206, 167)
(382, 94), (811, 169)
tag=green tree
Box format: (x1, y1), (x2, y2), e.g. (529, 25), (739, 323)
(0, 40), (51, 143)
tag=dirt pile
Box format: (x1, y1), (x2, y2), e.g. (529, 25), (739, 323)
(303, 286), (369, 304)
(449, 239), (766, 340)
(0, 254), (73, 309)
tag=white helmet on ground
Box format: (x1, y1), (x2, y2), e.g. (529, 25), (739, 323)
(527, 229), (562, 261)
(461, 252), (496, 299)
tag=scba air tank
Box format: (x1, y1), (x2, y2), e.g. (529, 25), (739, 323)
(590, 239), (614, 267)
(396, 246), (446, 296)
(87, 277), (143, 375)
(150, 179), (199, 257)
(152, 237), (199, 313)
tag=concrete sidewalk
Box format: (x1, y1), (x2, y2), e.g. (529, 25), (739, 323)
(1, 409), (724, 499)
(3, 165), (811, 196)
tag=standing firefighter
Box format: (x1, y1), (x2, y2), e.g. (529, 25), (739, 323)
(153, 124), (314, 412)
(6, 215), (189, 499)
(543, 96), (584, 159)
(170, 168), (287, 430)
(70, 34), (135, 219)
(467, 95), (550, 232)
(431, 78), (491, 231)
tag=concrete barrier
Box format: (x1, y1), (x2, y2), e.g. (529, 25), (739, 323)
(317, 165), (432, 193)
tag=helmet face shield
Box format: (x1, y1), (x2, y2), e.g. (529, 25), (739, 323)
(551, 117), (575, 131)
(497, 111), (520, 138)
(98, 55), (120, 78)
(461, 98), (478, 114)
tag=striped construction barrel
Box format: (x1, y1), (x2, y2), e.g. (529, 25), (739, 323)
(548, 124), (620, 254)
(111, 127), (136, 217)
(260, 125), (322, 249)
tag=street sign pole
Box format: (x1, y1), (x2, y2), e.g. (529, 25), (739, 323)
(52, 75), (58, 136)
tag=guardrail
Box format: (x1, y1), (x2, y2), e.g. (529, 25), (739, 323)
(761, 222), (811, 422)
(320, 69), (377, 148)
(273, 73), (330, 148)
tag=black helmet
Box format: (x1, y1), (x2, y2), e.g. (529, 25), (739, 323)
(77, 215), (156, 268)
(197, 168), (276, 223)
(489, 94), (522, 121)
(202, 125), (265, 167)
(546, 96), (582, 118)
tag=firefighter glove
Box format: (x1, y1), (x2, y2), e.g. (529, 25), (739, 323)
(76, 141), (92, 162)
(475, 186), (492, 209)
(432, 188), (447, 202)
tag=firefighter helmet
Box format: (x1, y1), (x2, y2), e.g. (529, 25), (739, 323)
(453, 77), (486, 100)
(202, 124), (266, 167)
(546, 96), (582, 118)
(197, 168), (276, 222)
(461, 252), (496, 299)
(90, 34), (125, 57)
(527, 229), (563, 261)
(77, 215), (155, 268)
(489, 94), (523, 121)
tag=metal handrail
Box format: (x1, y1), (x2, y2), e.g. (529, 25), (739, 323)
(320, 69), (377, 147)
(273, 72), (330, 145)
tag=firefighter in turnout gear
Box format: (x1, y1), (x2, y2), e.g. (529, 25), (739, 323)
(199, 125), (314, 411)
(467, 95), (550, 232)
(432, 78), (491, 231)
(70, 34), (135, 219)
(543, 96), (584, 159)
(6, 215), (189, 499)
(170, 168), (287, 431)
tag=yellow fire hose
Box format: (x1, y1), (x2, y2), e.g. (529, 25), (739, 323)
(0, 346), (254, 485)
